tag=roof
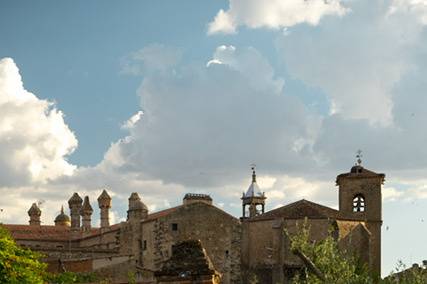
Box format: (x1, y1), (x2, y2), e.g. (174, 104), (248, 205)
(2, 224), (72, 241)
(2, 222), (124, 241)
(54, 206), (70, 223)
(142, 202), (239, 223)
(251, 199), (339, 221)
(336, 165), (385, 184)
(244, 169), (264, 198)
(142, 205), (183, 222)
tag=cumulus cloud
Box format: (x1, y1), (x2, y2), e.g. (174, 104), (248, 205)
(208, 0), (348, 34)
(0, 58), (77, 186)
(103, 44), (322, 192)
(277, 0), (422, 126)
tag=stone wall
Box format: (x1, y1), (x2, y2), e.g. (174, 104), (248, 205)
(141, 202), (241, 284)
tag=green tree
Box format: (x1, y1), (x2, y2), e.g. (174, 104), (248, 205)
(287, 221), (373, 284)
(0, 225), (47, 284)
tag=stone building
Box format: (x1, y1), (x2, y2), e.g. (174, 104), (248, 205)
(2, 162), (384, 283)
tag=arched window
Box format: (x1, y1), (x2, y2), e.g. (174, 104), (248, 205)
(353, 194), (365, 212)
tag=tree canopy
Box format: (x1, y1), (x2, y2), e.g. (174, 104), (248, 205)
(0, 225), (47, 284)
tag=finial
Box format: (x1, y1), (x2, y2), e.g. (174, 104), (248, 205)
(356, 149), (363, 166)
(251, 164), (256, 183)
(60, 205), (64, 214)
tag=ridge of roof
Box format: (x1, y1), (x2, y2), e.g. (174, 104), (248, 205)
(251, 199), (339, 221)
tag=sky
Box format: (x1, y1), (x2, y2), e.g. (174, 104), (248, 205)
(1, 0), (427, 276)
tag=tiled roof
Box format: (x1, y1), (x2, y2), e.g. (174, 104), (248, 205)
(2, 224), (72, 241)
(251, 199), (339, 221)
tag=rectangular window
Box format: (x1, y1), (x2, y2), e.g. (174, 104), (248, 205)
(143, 240), (147, 250)
(172, 223), (178, 231)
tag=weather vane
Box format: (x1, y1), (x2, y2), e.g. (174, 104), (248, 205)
(356, 150), (363, 166)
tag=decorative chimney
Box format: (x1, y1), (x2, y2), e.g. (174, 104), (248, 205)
(68, 193), (83, 230)
(27, 203), (41, 226)
(97, 189), (112, 230)
(80, 196), (93, 232)
(127, 192), (148, 222)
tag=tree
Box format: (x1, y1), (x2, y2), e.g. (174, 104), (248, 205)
(0, 225), (47, 284)
(287, 221), (373, 284)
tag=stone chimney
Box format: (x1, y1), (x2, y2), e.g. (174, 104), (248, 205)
(127, 192), (148, 222)
(27, 203), (41, 226)
(80, 196), (93, 232)
(68, 193), (83, 230)
(183, 193), (213, 206)
(97, 189), (112, 230)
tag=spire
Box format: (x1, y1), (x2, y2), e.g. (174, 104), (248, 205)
(241, 165), (266, 218)
(244, 165), (262, 198)
(252, 165), (256, 183)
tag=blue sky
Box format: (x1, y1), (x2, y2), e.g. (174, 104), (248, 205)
(1, 0), (427, 276)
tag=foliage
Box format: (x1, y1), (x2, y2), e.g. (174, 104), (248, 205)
(0, 225), (47, 284)
(287, 220), (373, 284)
(382, 260), (427, 284)
(48, 271), (99, 284)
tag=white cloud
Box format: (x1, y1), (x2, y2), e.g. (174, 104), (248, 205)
(208, 0), (348, 34)
(120, 44), (182, 76)
(389, 0), (427, 24)
(277, 0), (422, 126)
(0, 58), (77, 186)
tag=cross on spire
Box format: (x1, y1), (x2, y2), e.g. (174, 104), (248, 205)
(356, 150), (363, 166)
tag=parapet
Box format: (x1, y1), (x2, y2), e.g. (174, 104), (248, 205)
(183, 193), (213, 206)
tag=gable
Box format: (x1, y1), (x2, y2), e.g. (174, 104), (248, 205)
(251, 199), (339, 221)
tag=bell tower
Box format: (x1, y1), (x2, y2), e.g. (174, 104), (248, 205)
(241, 166), (266, 218)
(336, 151), (385, 276)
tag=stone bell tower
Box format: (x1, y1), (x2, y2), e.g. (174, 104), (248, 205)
(336, 151), (385, 276)
(241, 166), (266, 218)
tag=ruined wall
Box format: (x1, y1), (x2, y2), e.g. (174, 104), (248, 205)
(242, 218), (334, 284)
(141, 203), (241, 284)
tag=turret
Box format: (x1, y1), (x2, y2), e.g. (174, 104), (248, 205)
(27, 203), (41, 226)
(68, 193), (83, 229)
(54, 206), (71, 227)
(80, 196), (93, 232)
(127, 192), (148, 222)
(241, 166), (266, 218)
(97, 189), (112, 230)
